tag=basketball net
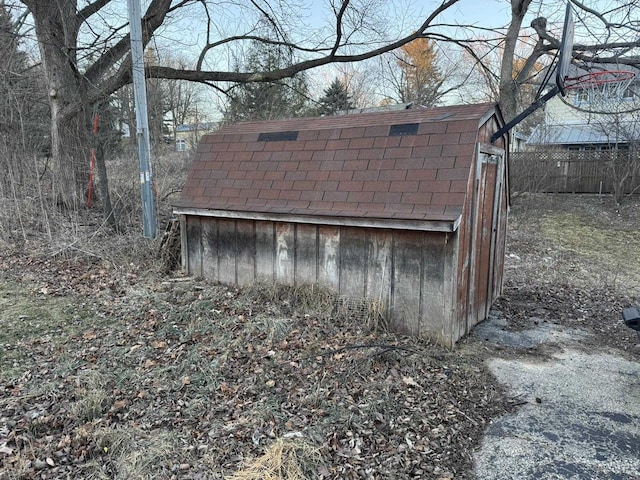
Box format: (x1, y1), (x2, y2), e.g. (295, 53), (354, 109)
(561, 70), (638, 114)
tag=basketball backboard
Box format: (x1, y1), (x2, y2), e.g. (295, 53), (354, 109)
(556, 2), (575, 95)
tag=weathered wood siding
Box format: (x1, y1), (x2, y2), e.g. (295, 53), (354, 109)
(452, 118), (509, 343)
(182, 216), (457, 344)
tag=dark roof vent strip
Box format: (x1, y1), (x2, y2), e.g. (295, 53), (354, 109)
(389, 123), (419, 136)
(258, 130), (299, 142)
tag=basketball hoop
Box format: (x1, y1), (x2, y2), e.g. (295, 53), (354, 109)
(490, 2), (638, 143)
(562, 70), (636, 112)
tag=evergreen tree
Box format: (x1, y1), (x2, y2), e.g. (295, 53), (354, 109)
(223, 40), (310, 124)
(317, 78), (354, 115)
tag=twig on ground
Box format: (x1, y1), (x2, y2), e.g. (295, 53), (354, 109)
(302, 343), (418, 362)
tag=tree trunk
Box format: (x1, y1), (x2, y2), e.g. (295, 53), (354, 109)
(50, 103), (92, 208)
(27, 0), (92, 209)
(499, 0), (533, 123)
(95, 141), (118, 230)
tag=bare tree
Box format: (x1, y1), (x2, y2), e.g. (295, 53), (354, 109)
(10, 0), (640, 208)
(381, 39), (445, 106)
(497, 0), (640, 122)
(585, 108), (640, 203)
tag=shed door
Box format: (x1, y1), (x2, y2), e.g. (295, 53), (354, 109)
(468, 151), (502, 330)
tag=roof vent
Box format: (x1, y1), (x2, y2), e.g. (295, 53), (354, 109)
(389, 123), (419, 136)
(258, 130), (299, 142)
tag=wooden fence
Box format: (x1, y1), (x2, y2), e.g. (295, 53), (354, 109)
(509, 150), (640, 194)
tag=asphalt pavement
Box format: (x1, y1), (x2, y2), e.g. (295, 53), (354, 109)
(472, 315), (640, 479)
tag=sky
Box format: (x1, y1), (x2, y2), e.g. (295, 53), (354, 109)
(134, 0), (582, 119)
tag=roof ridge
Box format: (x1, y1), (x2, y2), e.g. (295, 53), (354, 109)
(214, 102), (497, 135)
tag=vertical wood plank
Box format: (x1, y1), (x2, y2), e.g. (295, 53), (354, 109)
(442, 232), (459, 347)
(493, 171), (508, 301)
(179, 215), (188, 274)
(421, 234), (447, 342)
(186, 216), (202, 277)
(275, 223), (294, 284)
(255, 221), (275, 282)
(390, 231), (423, 336)
(217, 218), (237, 284)
(339, 227), (366, 299)
(201, 217), (219, 280)
(317, 226), (340, 290)
(475, 161), (492, 322)
(295, 224), (318, 285)
(236, 221), (255, 285)
(365, 229), (392, 316)
(466, 153), (484, 330)
(456, 198), (472, 337)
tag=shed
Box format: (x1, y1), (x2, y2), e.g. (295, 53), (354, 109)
(173, 103), (509, 346)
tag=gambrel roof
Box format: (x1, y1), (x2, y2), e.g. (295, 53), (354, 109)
(173, 103), (502, 231)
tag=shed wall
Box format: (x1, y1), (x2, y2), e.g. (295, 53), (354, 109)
(452, 118), (508, 341)
(182, 216), (457, 345)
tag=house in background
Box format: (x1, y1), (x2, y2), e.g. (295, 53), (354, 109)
(511, 131), (529, 152)
(173, 103), (509, 346)
(527, 66), (640, 150)
(174, 122), (218, 151)
(510, 66), (640, 195)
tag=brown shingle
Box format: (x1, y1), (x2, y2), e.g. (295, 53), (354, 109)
(173, 103), (503, 225)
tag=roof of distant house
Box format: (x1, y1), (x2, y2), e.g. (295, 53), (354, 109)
(175, 122), (218, 133)
(528, 122), (640, 145)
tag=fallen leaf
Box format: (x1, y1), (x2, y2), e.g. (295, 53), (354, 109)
(0, 443), (13, 455)
(113, 399), (129, 410)
(402, 376), (420, 387)
(143, 358), (157, 368)
(220, 383), (235, 396)
(151, 340), (168, 349)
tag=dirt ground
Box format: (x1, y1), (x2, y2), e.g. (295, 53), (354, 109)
(1, 193), (639, 479)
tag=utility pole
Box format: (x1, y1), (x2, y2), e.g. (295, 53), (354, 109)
(127, 0), (157, 239)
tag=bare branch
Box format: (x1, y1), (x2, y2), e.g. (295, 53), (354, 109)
(330, 0), (350, 56)
(76, 0), (113, 26)
(84, 0), (171, 84)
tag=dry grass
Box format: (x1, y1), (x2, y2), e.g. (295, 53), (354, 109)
(3, 146), (639, 480)
(227, 436), (323, 480)
(506, 193), (640, 295)
(0, 258), (509, 479)
(0, 148), (191, 273)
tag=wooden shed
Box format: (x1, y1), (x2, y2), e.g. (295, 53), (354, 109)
(173, 103), (509, 346)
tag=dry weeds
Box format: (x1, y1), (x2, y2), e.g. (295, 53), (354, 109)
(0, 253), (511, 479)
(1, 192), (639, 479)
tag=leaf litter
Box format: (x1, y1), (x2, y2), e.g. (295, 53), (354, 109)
(2, 193), (639, 479)
(0, 252), (511, 479)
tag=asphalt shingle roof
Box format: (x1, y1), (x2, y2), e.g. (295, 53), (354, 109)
(174, 103), (498, 225)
